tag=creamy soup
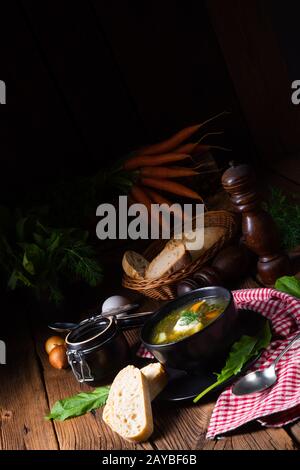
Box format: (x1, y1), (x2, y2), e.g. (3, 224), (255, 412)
(150, 297), (228, 345)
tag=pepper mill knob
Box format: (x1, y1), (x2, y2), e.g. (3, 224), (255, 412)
(222, 164), (291, 285)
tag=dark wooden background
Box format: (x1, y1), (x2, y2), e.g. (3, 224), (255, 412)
(0, 0), (299, 206)
(0, 0), (255, 207)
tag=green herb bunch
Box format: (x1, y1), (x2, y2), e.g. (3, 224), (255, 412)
(0, 207), (103, 305)
(264, 187), (300, 250)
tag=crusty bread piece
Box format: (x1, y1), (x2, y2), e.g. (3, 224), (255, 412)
(183, 226), (225, 261)
(122, 251), (149, 280)
(103, 366), (153, 442)
(145, 239), (191, 280)
(141, 363), (168, 401)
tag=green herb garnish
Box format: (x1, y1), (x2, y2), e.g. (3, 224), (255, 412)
(275, 275), (300, 299)
(178, 311), (200, 326)
(193, 320), (271, 403)
(46, 386), (110, 421)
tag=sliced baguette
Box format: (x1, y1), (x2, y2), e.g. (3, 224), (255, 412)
(183, 226), (225, 261)
(122, 250), (149, 280)
(145, 239), (191, 280)
(103, 365), (153, 442)
(141, 363), (168, 401)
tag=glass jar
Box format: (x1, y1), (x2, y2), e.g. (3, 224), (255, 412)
(66, 315), (130, 385)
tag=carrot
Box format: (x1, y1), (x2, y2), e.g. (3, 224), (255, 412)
(143, 188), (172, 206)
(138, 124), (201, 156)
(123, 153), (190, 171)
(190, 300), (205, 313)
(141, 177), (202, 200)
(144, 188), (190, 229)
(130, 185), (167, 229)
(138, 111), (229, 155)
(130, 185), (152, 212)
(173, 142), (199, 154)
(140, 166), (198, 178)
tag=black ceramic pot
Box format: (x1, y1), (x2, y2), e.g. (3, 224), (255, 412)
(141, 286), (238, 372)
(66, 316), (130, 385)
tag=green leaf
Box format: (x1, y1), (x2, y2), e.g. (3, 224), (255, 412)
(33, 232), (45, 248)
(23, 251), (35, 275)
(46, 386), (110, 421)
(8, 269), (34, 289)
(252, 320), (272, 355)
(193, 320), (272, 403)
(275, 276), (300, 299)
(22, 243), (45, 274)
(46, 232), (62, 253)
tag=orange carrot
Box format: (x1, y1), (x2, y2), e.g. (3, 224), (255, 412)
(138, 111), (228, 155)
(138, 124), (201, 156)
(144, 188), (189, 223)
(144, 188), (172, 205)
(141, 178), (202, 200)
(130, 185), (152, 212)
(190, 300), (205, 312)
(140, 166), (198, 178)
(130, 185), (166, 229)
(173, 142), (199, 154)
(123, 153), (190, 171)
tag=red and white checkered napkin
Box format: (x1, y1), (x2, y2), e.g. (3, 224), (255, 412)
(206, 288), (300, 439)
(137, 288), (300, 438)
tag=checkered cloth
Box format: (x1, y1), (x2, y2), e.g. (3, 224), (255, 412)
(137, 288), (300, 438)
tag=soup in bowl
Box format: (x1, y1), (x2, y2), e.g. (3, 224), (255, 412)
(141, 286), (238, 372)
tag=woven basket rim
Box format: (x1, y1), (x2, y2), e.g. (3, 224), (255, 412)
(122, 210), (237, 291)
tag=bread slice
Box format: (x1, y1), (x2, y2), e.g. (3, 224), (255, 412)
(183, 226), (225, 261)
(103, 365), (153, 442)
(141, 363), (168, 401)
(122, 251), (149, 280)
(145, 239), (191, 280)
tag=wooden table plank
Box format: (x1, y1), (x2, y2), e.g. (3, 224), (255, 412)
(29, 306), (298, 451)
(0, 301), (58, 450)
(201, 426), (297, 450)
(289, 422), (300, 447)
(32, 324), (155, 450)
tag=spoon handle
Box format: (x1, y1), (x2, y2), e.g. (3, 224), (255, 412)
(273, 332), (300, 367)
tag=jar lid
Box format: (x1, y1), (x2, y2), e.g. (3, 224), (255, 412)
(65, 315), (117, 353)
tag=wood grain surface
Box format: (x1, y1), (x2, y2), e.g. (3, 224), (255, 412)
(0, 298), (299, 450)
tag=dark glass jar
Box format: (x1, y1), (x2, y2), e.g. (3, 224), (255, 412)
(66, 315), (130, 385)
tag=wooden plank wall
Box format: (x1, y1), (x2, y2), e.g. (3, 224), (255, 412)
(0, 0), (254, 207)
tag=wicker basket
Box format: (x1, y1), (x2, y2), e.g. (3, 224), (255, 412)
(122, 210), (237, 300)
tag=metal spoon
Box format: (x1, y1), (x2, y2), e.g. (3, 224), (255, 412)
(233, 332), (300, 396)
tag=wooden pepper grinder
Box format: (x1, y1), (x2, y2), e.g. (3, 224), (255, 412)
(221, 163), (291, 285)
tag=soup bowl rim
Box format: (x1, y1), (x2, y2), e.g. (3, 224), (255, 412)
(141, 286), (233, 348)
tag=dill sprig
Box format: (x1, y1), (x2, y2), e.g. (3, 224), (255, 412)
(264, 187), (300, 250)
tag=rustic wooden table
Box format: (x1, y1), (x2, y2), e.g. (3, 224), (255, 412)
(0, 290), (299, 451)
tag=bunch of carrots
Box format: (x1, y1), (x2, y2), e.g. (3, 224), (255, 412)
(121, 112), (229, 222)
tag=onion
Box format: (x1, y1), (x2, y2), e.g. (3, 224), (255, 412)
(45, 336), (65, 355)
(49, 345), (69, 370)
